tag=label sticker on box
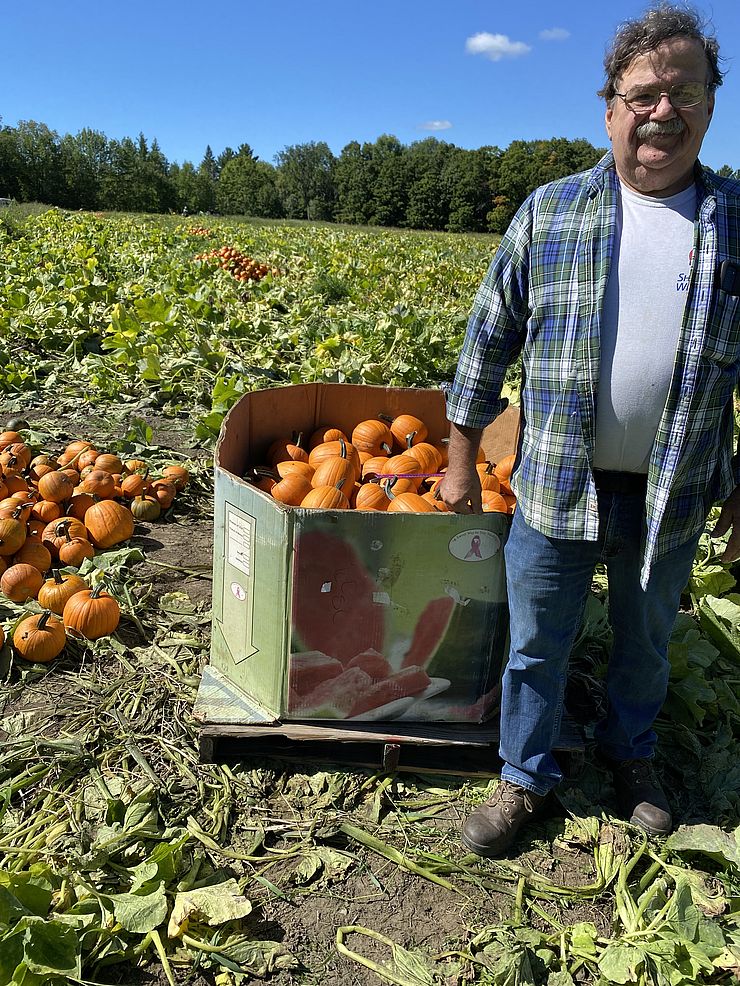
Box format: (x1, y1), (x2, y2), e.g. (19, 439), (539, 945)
(448, 530), (500, 562)
(226, 508), (254, 576)
(231, 582), (247, 601)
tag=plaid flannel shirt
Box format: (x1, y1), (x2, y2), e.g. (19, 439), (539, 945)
(446, 152), (740, 586)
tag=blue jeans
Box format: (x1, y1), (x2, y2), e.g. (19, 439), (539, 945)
(499, 491), (702, 796)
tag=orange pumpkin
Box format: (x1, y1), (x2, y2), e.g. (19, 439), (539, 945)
(0, 517), (26, 556)
(493, 454), (517, 482)
(58, 536), (95, 567)
(94, 453), (124, 474)
(309, 425), (348, 449)
(84, 500), (135, 548)
(271, 475), (313, 507)
(378, 453), (423, 491)
(351, 419), (393, 457)
(404, 441), (443, 477)
(79, 469), (116, 499)
(476, 463), (501, 493)
(63, 585), (121, 639)
(42, 518), (89, 557)
(308, 439), (361, 482)
(354, 482), (391, 511)
(38, 570), (88, 614)
(481, 491), (509, 513)
(30, 500), (63, 524)
(383, 413), (428, 451)
(300, 485), (350, 509)
(13, 611), (66, 663)
(310, 456), (356, 490)
(161, 465), (190, 490)
(267, 434), (308, 468)
(37, 470), (76, 504)
(1, 563), (44, 602)
(12, 539), (52, 574)
(386, 492), (438, 513)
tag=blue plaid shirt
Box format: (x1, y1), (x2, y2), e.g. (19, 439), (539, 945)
(446, 152), (740, 585)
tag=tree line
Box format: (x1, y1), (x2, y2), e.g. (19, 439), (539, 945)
(1, 119), (738, 234)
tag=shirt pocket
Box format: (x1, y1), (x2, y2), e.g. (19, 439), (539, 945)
(700, 294), (740, 366)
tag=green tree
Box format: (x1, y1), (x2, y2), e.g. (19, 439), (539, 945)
(368, 135), (407, 228)
(335, 141), (375, 225)
(11, 120), (63, 202)
(443, 147), (499, 232)
(717, 164), (739, 179)
(275, 141), (336, 220)
(0, 122), (22, 199)
(405, 138), (457, 230)
(216, 156), (282, 217)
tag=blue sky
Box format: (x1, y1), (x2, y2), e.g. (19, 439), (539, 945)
(2, 0), (739, 170)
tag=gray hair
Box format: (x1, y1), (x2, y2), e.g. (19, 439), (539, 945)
(598, 4), (724, 102)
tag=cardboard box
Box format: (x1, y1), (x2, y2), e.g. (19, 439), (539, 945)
(210, 383), (518, 724)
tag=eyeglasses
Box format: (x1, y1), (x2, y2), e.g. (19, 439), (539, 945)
(614, 82), (709, 112)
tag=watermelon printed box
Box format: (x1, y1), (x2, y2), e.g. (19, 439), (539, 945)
(210, 383), (518, 724)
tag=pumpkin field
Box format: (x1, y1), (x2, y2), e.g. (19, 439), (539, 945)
(3, 205), (740, 986)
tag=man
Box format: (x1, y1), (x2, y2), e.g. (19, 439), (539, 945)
(441, 4), (740, 856)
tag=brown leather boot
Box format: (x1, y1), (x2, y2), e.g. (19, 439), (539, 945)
(607, 757), (672, 836)
(461, 780), (549, 857)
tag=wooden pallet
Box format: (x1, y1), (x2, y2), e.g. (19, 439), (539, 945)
(195, 668), (584, 776)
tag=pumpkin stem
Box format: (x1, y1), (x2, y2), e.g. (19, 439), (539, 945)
(383, 477), (399, 500)
(378, 413), (394, 425)
(53, 569), (63, 584)
(90, 584), (108, 599)
(38, 610), (52, 630)
(404, 431), (418, 449)
(381, 442), (392, 455)
(338, 438), (347, 460)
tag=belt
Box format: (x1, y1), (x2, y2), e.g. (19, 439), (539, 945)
(592, 469), (648, 495)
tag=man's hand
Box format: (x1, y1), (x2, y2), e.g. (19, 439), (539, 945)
(439, 422), (484, 514)
(439, 464), (483, 514)
(711, 485), (740, 562)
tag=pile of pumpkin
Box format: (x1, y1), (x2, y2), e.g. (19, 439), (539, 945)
(0, 429), (189, 662)
(187, 226), (212, 236)
(195, 246), (277, 283)
(247, 412), (516, 513)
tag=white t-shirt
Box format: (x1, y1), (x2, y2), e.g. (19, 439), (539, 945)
(593, 181), (696, 474)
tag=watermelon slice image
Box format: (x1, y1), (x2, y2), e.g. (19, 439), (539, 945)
(347, 648), (392, 681)
(348, 665), (432, 718)
(291, 529), (386, 664)
(296, 667), (374, 717)
(289, 651), (344, 696)
(400, 596), (456, 669)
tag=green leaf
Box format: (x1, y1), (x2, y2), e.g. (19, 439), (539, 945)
(15, 916), (81, 977)
(705, 594), (740, 627)
(598, 943), (644, 984)
(665, 823), (740, 871)
(0, 930), (24, 982)
(123, 785), (156, 830)
(689, 566), (736, 599)
(109, 882), (168, 934)
(0, 871), (53, 922)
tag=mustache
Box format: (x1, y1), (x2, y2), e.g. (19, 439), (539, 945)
(635, 118), (686, 139)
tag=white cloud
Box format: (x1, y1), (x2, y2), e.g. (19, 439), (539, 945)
(465, 32), (532, 61)
(539, 27), (570, 41)
(420, 120), (453, 131)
